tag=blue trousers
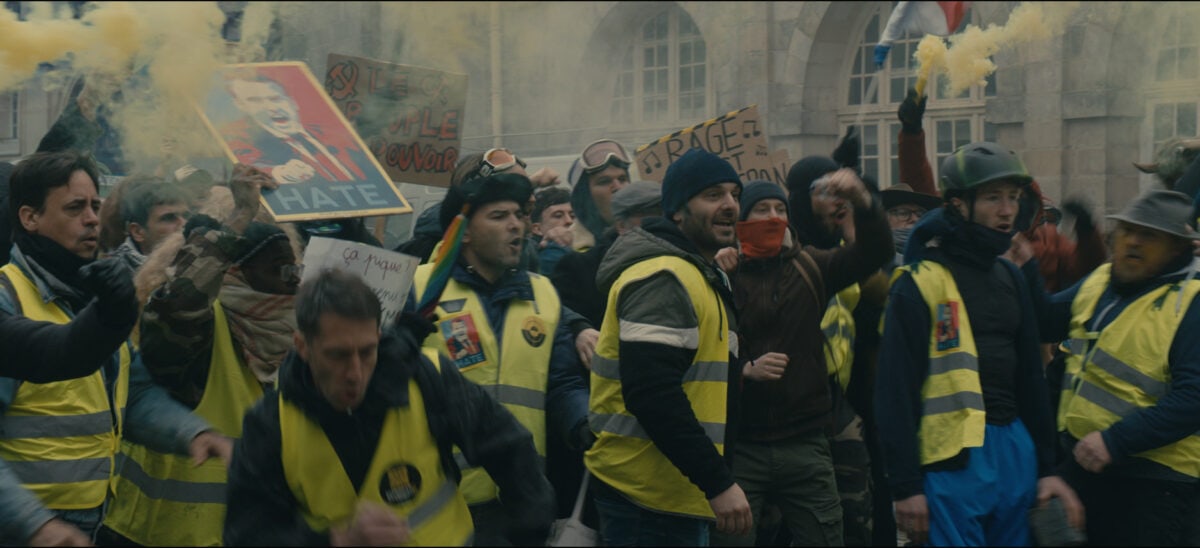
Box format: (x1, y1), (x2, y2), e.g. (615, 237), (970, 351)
(924, 420), (1037, 547)
(592, 478), (710, 546)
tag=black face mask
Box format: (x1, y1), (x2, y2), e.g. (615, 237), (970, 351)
(941, 212), (1014, 269)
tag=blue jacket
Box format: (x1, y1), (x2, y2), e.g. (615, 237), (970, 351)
(876, 209), (1056, 499)
(1038, 256), (1200, 482)
(0, 245), (212, 542)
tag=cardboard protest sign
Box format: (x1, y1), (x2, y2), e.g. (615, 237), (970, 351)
(325, 54), (467, 188)
(635, 106), (790, 186)
(301, 237), (421, 327)
(198, 62), (413, 222)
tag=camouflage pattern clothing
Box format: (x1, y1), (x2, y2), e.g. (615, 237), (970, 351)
(138, 225), (260, 409)
(830, 385), (873, 546)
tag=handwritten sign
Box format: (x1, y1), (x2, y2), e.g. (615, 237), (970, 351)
(197, 62), (413, 222)
(325, 54), (468, 188)
(301, 237), (421, 328)
(635, 106), (789, 185)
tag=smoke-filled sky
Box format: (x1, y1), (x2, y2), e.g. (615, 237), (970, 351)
(0, 1), (1182, 175)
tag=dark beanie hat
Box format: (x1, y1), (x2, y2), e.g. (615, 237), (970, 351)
(739, 180), (788, 220)
(661, 148), (742, 215)
(439, 173), (533, 230)
(785, 155), (840, 194)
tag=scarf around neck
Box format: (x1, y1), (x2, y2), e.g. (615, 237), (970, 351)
(219, 271), (297, 384)
(15, 231), (93, 310)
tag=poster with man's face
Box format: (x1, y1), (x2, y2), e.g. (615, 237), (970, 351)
(198, 62), (412, 222)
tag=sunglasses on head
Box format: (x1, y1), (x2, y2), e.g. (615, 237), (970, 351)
(579, 139), (631, 174)
(479, 148), (527, 178)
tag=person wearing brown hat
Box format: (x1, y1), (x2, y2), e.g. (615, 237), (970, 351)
(411, 172), (584, 546)
(1029, 188), (1200, 546)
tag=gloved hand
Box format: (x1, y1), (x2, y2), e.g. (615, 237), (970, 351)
(831, 126), (861, 171)
(77, 258), (138, 326)
(898, 88), (927, 134)
(395, 311), (438, 342)
(570, 418), (598, 452)
(1061, 197), (1096, 236)
(183, 213), (222, 239)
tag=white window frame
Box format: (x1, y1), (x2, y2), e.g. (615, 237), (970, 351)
(839, 2), (993, 186)
(610, 6), (712, 130)
(1139, 4), (1200, 192)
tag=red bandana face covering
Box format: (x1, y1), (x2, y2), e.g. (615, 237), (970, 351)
(735, 217), (789, 259)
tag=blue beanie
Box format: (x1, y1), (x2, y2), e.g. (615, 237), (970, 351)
(739, 180), (788, 220)
(661, 148), (742, 216)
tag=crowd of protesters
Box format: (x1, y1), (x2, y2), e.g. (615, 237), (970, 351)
(0, 65), (1199, 548)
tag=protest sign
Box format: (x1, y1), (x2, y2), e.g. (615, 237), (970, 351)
(325, 54), (468, 188)
(301, 237), (421, 328)
(198, 62), (413, 222)
(635, 106), (790, 185)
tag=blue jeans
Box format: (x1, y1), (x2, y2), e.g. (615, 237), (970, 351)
(592, 479), (710, 546)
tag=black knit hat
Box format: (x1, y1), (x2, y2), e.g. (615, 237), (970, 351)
(439, 173), (533, 230)
(661, 148), (741, 215)
(739, 180), (788, 220)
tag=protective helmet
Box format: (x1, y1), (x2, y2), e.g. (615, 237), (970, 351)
(939, 142), (1033, 195)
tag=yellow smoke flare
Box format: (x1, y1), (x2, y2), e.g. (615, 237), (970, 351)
(913, 2), (1079, 98)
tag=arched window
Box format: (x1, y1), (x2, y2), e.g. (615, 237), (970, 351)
(1141, 4), (1200, 188)
(611, 6), (709, 126)
(841, 2), (995, 185)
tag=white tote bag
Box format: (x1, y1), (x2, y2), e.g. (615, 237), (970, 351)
(547, 471), (597, 547)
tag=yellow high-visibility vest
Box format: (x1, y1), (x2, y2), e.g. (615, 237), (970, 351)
(0, 263), (130, 510)
(412, 265), (559, 504)
(1061, 264), (1200, 477)
(103, 301), (264, 545)
(280, 380), (473, 546)
(585, 255), (735, 519)
(823, 283), (861, 391)
(891, 261), (987, 465)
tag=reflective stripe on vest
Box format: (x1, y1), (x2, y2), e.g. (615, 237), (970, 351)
(0, 263), (129, 510)
(280, 384), (473, 546)
(892, 261), (987, 466)
(412, 266), (560, 505)
(822, 283), (861, 391)
(585, 255), (731, 519)
(104, 301), (265, 545)
(1062, 264), (1200, 478)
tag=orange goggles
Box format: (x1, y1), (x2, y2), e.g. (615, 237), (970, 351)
(479, 148), (527, 177)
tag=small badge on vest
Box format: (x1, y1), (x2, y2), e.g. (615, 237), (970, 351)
(380, 463), (422, 505)
(935, 301), (960, 351)
(522, 316), (547, 347)
(439, 314), (486, 369)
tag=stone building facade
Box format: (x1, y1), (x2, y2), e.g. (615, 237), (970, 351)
(1, 1), (1193, 239)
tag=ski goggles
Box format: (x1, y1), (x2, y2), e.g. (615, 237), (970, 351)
(579, 139), (631, 173)
(479, 148), (527, 177)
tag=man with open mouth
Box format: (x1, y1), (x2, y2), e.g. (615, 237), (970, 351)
(1031, 188), (1200, 546)
(876, 142), (1083, 546)
(410, 172), (582, 545)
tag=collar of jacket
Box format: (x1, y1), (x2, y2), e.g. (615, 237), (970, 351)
(450, 258), (535, 302)
(6, 244), (76, 309)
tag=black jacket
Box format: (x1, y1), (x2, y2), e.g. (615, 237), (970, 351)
(223, 317), (555, 545)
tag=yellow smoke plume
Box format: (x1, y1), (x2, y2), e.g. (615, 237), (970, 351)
(915, 2), (1080, 98)
(0, 2), (279, 173)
